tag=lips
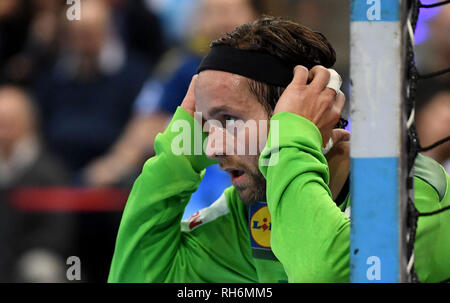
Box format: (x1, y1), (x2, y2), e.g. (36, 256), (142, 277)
(224, 168), (246, 185)
(226, 168), (244, 178)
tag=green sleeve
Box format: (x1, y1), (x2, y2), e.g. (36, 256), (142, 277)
(259, 112), (350, 282)
(108, 107), (218, 282)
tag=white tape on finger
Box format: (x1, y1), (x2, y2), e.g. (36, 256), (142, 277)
(322, 137), (334, 155)
(326, 69), (342, 94)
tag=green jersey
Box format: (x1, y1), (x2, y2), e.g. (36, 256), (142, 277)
(108, 107), (450, 283)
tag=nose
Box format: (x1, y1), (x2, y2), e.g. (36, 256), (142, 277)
(205, 125), (228, 159)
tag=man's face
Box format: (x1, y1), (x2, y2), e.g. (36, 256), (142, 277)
(0, 88), (34, 152)
(65, 0), (109, 59)
(195, 70), (270, 205)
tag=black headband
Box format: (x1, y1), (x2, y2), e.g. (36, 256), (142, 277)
(197, 45), (296, 87)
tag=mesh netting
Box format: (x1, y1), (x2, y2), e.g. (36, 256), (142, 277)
(405, 0), (450, 283)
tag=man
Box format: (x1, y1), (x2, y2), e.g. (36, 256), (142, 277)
(32, 0), (149, 176)
(416, 85), (450, 173)
(108, 17), (450, 282)
(83, 0), (261, 191)
(84, 0), (262, 222)
(0, 85), (71, 282)
(0, 85), (68, 188)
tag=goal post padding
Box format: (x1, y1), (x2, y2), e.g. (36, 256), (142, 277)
(349, 0), (409, 283)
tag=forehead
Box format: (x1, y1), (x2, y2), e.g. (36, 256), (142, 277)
(195, 70), (260, 117)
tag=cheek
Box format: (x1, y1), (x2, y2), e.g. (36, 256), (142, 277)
(247, 120), (269, 155)
(231, 120), (269, 156)
(257, 121), (270, 151)
(226, 122), (259, 156)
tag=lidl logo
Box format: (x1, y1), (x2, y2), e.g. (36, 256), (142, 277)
(249, 203), (272, 249)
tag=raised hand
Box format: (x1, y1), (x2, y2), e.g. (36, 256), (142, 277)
(274, 65), (346, 147)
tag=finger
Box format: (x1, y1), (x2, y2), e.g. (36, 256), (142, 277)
(322, 136), (334, 153)
(331, 128), (350, 144)
(291, 65), (309, 86)
(186, 75), (197, 97)
(322, 87), (339, 98)
(326, 69), (342, 95)
(334, 91), (346, 113)
(308, 65), (331, 91)
(181, 75), (198, 116)
(184, 75), (198, 106)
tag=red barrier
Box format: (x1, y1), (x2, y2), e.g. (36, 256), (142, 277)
(8, 187), (130, 212)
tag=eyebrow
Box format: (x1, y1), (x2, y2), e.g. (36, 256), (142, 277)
(207, 105), (237, 119)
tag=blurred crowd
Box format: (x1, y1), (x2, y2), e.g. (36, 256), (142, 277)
(0, 0), (448, 282)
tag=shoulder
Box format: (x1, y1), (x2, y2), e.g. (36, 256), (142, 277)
(181, 187), (242, 232)
(180, 186), (248, 232)
(414, 153), (448, 202)
(341, 154), (449, 217)
(19, 149), (69, 186)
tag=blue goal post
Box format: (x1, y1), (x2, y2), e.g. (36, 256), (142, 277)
(349, 0), (409, 283)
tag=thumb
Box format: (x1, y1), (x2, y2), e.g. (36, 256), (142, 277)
(181, 75), (198, 116)
(331, 128), (350, 145)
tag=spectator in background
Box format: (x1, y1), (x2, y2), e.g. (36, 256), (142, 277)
(150, 0), (199, 45)
(414, 5), (450, 174)
(110, 0), (167, 65)
(0, 85), (71, 282)
(0, 86), (67, 188)
(32, 0), (150, 180)
(0, 189), (12, 282)
(5, 0), (62, 85)
(0, 0), (63, 85)
(84, 0), (261, 218)
(0, 0), (32, 83)
(430, 6), (450, 76)
(415, 5), (450, 174)
(415, 5), (450, 83)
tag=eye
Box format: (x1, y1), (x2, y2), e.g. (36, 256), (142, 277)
(223, 115), (239, 123)
(223, 114), (237, 122)
(222, 115), (239, 128)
